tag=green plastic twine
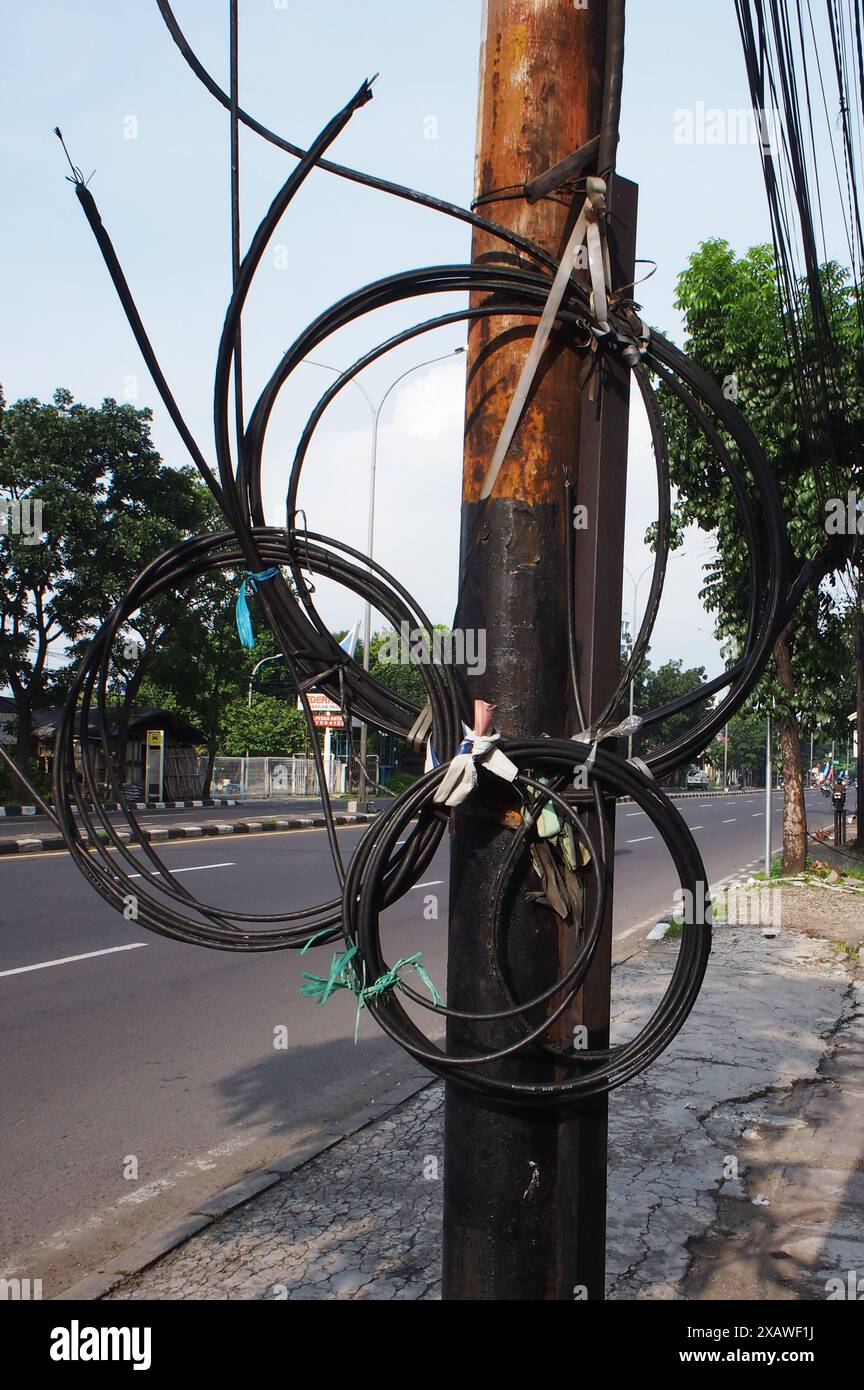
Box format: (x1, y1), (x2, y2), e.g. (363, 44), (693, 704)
(299, 926), (339, 956)
(300, 946), (359, 1005)
(301, 949), (441, 1042)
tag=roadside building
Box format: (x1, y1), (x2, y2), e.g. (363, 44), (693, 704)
(31, 707), (204, 802)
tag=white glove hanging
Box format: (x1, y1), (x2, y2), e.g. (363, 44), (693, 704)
(433, 700), (519, 808)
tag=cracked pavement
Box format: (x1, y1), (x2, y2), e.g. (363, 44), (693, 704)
(104, 921), (862, 1300)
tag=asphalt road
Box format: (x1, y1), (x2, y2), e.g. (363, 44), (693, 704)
(0, 788), (834, 1294)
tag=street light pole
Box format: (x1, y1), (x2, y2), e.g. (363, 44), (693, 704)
(723, 722), (729, 788)
(623, 562), (653, 758)
(305, 348), (465, 805)
(303, 360), (375, 802)
(764, 715), (772, 876)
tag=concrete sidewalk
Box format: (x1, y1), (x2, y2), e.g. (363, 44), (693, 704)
(56, 893), (863, 1302)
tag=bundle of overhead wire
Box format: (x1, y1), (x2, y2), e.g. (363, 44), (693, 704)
(35, 0), (793, 1101)
(735, 0), (864, 557)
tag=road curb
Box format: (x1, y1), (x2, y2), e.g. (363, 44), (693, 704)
(53, 1072), (433, 1301)
(0, 797), (240, 819)
(0, 812), (378, 856)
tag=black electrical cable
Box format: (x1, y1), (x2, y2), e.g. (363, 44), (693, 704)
(342, 740), (711, 1103)
(37, 1), (795, 1105)
(55, 96), (783, 899)
(51, 526), (456, 950)
(735, 0), (864, 516)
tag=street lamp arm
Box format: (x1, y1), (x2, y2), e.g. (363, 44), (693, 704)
(247, 652), (284, 707)
(373, 347), (464, 422)
(304, 358), (376, 417)
(251, 653), (284, 681)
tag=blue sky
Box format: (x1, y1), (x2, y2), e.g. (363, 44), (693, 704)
(2, 1), (784, 678)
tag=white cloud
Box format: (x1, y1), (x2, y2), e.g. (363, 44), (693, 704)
(259, 373), (465, 636)
(389, 358), (466, 441)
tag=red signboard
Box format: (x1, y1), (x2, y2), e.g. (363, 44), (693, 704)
(312, 712), (344, 729)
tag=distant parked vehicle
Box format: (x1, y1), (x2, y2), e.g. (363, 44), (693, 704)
(686, 766), (709, 789)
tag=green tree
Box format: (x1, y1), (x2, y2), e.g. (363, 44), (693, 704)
(631, 655), (712, 772)
(706, 706), (767, 785)
(656, 240), (860, 870)
(220, 696), (309, 757)
(0, 387), (211, 778)
(134, 566), (321, 791)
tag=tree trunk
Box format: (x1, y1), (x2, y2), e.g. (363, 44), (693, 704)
(855, 561), (864, 846)
(774, 631), (807, 874)
(14, 703), (34, 782)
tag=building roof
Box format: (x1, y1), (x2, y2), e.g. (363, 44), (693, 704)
(31, 707), (203, 744)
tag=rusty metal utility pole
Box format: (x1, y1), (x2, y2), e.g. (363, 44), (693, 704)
(443, 0), (635, 1300)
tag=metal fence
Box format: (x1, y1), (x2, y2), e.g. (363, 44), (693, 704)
(208, 755), (379, 799)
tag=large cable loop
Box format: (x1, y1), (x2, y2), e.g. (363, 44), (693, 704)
(42, 2), (790, 1101)
(341, 740), (711, 1104)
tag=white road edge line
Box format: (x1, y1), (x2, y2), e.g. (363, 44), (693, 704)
(626, 836), (654, 844)
(0, 943), (147, 979)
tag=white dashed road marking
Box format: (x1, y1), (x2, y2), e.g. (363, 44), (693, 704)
(0, 943), (147, 979)
(128, 862), (234, 879)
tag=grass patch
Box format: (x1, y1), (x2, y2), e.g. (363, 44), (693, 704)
(831, 940), (861, 961)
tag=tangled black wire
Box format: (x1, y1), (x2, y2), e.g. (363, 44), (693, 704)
(36, 0), (792, 1102)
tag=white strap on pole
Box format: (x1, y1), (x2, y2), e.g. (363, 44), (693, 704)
(479, 176), (610, 502)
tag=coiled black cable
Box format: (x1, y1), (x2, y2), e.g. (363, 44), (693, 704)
(37, 2), (793, 1103)
(342, 740), (711, 1103)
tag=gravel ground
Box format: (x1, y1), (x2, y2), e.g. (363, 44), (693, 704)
(752, 873), (864, 952)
